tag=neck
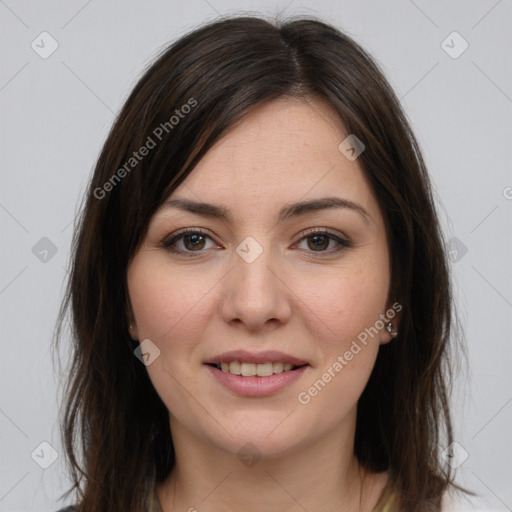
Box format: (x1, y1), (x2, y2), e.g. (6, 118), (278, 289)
(157, 413), (388, 512)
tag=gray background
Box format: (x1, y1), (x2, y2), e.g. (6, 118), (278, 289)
(1, 1), (511, 511)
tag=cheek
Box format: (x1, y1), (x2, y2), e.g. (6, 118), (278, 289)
(293, 258), (390, 351)
(295, 250), (389, 415)
(294, 274), (385, 418)
(127, 257), (218, 342)
(127, 257), (216, 422)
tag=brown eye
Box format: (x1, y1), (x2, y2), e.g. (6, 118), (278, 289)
(295, 229), (350, 255)
(306, 234), (330, 251)
(182, 233), (207, 251)
(162, 229), (218, 257)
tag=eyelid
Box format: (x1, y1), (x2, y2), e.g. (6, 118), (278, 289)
(292, 227), (350, 252)
(161, 227), (218, 248)
(161, 227), (351, 256)
(297, 226), (348, 240)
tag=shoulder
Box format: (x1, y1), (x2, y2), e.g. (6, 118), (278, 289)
(55, 506), (78, 512)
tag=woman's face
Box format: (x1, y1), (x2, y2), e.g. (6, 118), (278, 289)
(127, 97), (396, 459)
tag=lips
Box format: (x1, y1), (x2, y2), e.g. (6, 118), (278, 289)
(205, 363), (309, 396)
(203, 350), (310, 396)
(204, 349), (308, 366)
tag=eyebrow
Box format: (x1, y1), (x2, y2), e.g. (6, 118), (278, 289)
(161, 196), (370, 225)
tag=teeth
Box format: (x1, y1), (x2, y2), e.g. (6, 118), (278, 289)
(257, 362), (273, 377)
(273, 362), (284, 373)
(216, 361), (300, 376)
(229, 361), (241, 375)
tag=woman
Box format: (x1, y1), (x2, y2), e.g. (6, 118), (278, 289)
(54, 15), (467, 512)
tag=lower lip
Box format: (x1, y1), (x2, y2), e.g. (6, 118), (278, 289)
(205, 364), (309, 397)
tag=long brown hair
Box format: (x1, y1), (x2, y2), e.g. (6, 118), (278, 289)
(54, 15), (463, 511)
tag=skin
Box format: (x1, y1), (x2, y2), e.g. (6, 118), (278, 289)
(127, 96), (401, 512)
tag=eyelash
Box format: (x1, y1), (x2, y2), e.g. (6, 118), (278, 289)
(161, 228), (351, 258)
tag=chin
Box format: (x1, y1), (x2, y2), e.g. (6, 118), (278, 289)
(202, 412), (316, 461)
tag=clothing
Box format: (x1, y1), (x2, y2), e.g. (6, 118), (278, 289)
(148, 475), (163, 512)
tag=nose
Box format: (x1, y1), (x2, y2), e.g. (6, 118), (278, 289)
(221, 241), (292, 333)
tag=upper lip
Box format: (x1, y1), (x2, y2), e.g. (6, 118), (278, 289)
(204, 350), (308, 366)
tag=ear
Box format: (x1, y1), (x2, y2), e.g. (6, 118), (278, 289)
(379, 301), (403, 345)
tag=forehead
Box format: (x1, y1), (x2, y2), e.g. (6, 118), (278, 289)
(168, 97), (379, 222)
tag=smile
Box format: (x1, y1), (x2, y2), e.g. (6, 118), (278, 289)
(205, 363), (309, 397)
(212, 361), (303, 376)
